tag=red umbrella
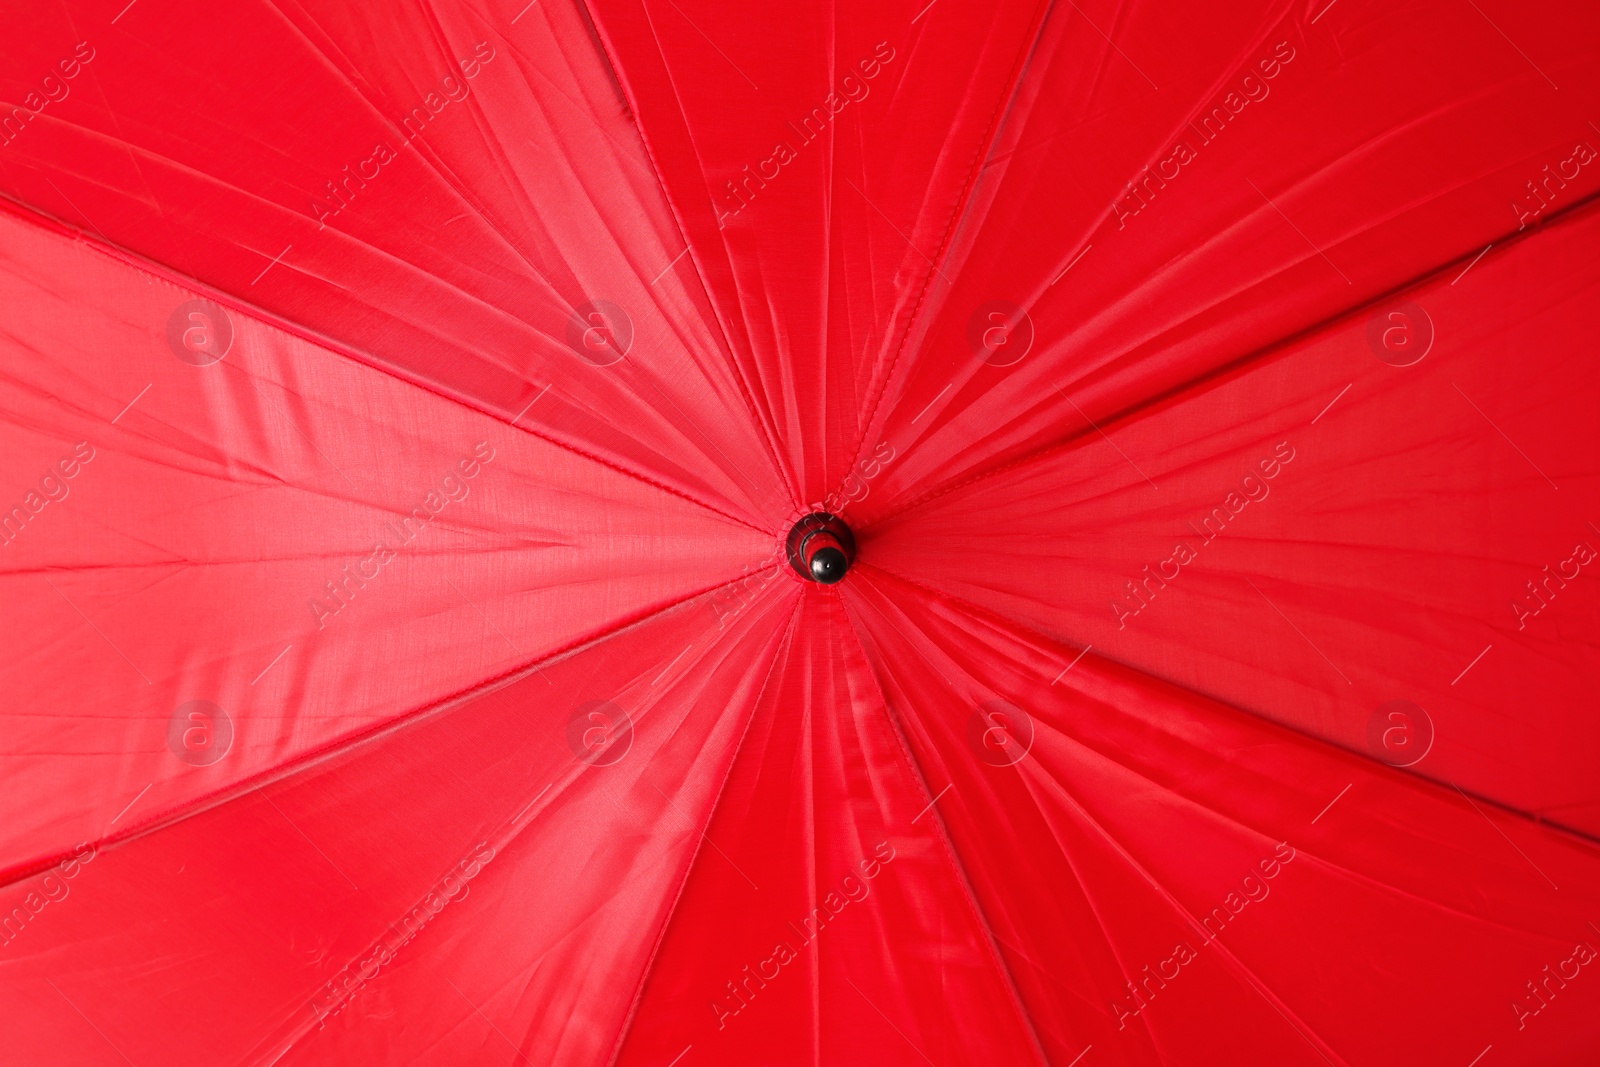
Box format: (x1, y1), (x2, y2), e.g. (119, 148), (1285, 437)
(2, 0), (1598, 1063)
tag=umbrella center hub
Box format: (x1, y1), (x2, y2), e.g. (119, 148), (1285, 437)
(786, 512), (856, 585)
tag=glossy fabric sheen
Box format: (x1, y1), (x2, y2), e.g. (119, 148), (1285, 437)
(0, 0), (1596, 1064)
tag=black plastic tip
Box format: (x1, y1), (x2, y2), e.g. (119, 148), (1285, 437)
(809, 546), (848, 584)
(786, 512), (856, 584)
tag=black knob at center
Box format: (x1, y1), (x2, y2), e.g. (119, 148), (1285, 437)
(786, 513), (856, 584)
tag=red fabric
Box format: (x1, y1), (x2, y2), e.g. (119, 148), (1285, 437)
(1, 0), (1598, 1063)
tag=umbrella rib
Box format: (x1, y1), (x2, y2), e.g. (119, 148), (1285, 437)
(384, 593), (797, 1067)
(311, 0), (794, 518)
(859, 557), (1600, 856)
(3, 141), (783, 533)
(845, 569), (1357, 1064)
(862, 185), (1600, 532)
(602, 592), (803, 1067)
(254, 0), (572, 308)
(1043, 771), (1352, 1067)
(573, 0), (805, 513)
(405, 0), (811, 515)
(0, 191), (775, 536)
(835, 590), (1056, 1067)
(0, 570), (780, 893)
(455, 0), (798, 515)
(836, 0), (1059, 505)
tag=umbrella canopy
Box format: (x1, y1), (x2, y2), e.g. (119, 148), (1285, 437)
(2, 0), (1598, 1064)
